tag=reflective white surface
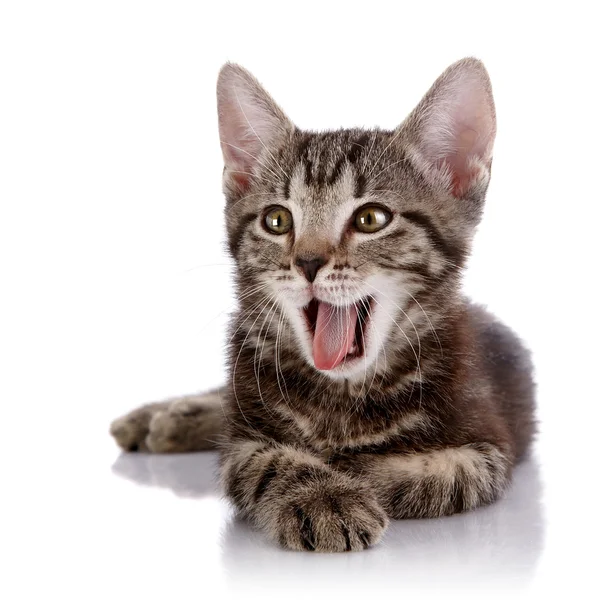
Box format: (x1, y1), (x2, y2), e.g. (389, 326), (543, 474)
(5, 417), (596, 600)
(112, 451), (545, 597)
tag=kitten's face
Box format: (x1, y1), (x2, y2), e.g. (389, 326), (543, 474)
(217, 60), (495, 381)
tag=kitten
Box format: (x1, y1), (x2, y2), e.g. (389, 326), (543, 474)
(111, 58), (536, 552)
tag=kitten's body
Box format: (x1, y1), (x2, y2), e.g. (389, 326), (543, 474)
(111, 59), (535, 552)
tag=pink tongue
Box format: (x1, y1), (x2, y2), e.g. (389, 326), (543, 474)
(313, 302), (358, 370)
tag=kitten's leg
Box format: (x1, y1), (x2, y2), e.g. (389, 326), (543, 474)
(110, 400), (169, 451)
(110, 389), (223, 453)
(221, 440), (389, 552)
(348, 442), (512, 518)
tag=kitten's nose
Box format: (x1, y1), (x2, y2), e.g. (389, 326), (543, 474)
(295, 256), (327, 283)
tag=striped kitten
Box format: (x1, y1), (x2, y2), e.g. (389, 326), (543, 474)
(111, 58), (535, 552)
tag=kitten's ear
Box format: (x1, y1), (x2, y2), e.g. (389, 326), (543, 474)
(217, 63), (293, 193)
(401, 58), (496, 198)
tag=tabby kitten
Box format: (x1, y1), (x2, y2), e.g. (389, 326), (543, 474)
(111, 58), (535, 552)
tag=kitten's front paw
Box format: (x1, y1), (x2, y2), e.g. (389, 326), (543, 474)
(110, 402), (168, 451)
(110, 395), (222, 453)
(276, 484), (389, 552)
(145, 398), (221, 453)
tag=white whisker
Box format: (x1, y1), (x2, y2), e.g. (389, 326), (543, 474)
(405, 290), (444, 357)
(221, 141), (282, 185)
(365, 283), (423, 411)
(366, 129), (406, 180)
(254, 296), (279, 416)
(232, 292), (278, 429)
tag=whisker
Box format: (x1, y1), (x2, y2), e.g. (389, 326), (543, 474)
(362, 297), (382, 407)
(254, 297), (280, 417)
(366, 129), (406, 180)
(221, 140), (282, 185)
(232, 292), (277, 429)
(369, 155), (409, 182)
(227, 286), (273, 344)
(362, 130), (381, 175)
(274, 308), (293, 409)
(227, 190), (279, 213)
(365, 283), (423, 411)
(249, 247), (291, 271)
(404, 290), (444, 358)
(350, 295), (371, 410)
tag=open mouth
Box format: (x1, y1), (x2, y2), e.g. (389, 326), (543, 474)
(302, 297), (373, 371)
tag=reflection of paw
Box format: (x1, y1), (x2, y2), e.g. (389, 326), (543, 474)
(145, 397), (222, 453)
(110, 402), (167, 451)
(277, 481), (389, 552)
(111, 451), (220, 498)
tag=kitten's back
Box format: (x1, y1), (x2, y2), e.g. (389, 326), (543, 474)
(468, 302), (536, 460)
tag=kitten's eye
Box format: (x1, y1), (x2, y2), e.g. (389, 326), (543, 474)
(264, 206), (293, 235)
(354, 205), (392, 233)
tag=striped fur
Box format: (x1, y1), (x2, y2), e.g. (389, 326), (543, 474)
(110, 58), (536, 552)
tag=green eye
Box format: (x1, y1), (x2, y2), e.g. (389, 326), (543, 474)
(264, 206), (293, 235)
(354, 205), (392, 233)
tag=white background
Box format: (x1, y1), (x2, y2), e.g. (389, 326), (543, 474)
(1, 1), (599, 598)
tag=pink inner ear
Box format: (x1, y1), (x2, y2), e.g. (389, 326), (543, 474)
(445, 160), (483, 197)
(231, 171), (251, 190)
(222, 138), (254, 191)
(414, 63), (495, 198)
(444, 125), (486, 196)
(218, 65), (293, 195)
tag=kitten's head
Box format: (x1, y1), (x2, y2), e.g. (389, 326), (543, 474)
(217, 58), (496, 381)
